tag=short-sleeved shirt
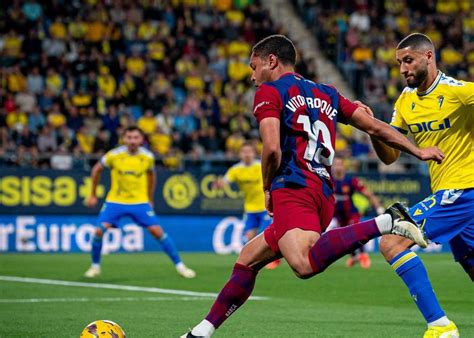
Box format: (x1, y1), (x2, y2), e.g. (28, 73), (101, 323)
(253, 72), (358, 194)
(390, 72), (474, 192)
(100, 146), (155, 204)
(225, 160), (265, 213)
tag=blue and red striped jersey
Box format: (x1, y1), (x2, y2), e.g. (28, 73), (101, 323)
(334, 175), (366, 219)
(253, 72), (358, 193)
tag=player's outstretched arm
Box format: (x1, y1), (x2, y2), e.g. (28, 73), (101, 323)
(147, 169), (156, 206)
(360, 187), (384, 215)
(353, 101), (401, 164)
(88, 162), (104, 208)
(349, 107), (444, 164)
(369, 136), (401, 165)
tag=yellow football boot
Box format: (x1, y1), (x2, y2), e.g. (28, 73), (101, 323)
(423, 321), (459, 338)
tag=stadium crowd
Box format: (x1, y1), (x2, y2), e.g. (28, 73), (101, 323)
(0, 0), (320, 170)
(293, 0), (473, 122)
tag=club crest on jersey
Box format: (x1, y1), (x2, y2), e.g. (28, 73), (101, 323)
(411, 102), (415, 110)
(437, 95), (444, 109)
(407, 118), (451, 134)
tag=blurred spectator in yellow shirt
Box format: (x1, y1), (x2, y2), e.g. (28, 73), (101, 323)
(3, 30), (23, 58)
(85, 20), (106, 43)
(71, 90), (92, 109)
(185, 69), (205, 93)
(441, 44), (464, 67)
(126, 51), (146, 77)
(228, 40), (251, 58)
(225, 131), (245, 156)
(228, 56), (251, 81)
(7, 66), (27, 93)
(352, 41), (373, 63)
(97, 67), (117, 99)
(149, 126), (172, 155)
(137, 109), (157, 135)
(175, 54), (194, 76)
(49, 17), (67, 39)
(162, 148), (183, 170)
(138, 20), (157, 41)
(68, 15), (88, 39)
(47, 105), (66, 129)
(148, 36), (166, 64)
(229, 113), (250, 135)
(45, 68), (63, 95)
(76, 126), (94, 154)
(7, 110), (28, 132)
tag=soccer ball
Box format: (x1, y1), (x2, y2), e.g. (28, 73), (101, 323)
(80, 320), (126, 338)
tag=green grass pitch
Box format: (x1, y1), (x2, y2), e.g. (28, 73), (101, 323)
(0, 253), (472, 337)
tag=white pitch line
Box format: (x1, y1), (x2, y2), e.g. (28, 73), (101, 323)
(0, 296), (209, 304)
(0, 276), (269, 301)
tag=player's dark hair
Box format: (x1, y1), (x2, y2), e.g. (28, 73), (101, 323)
(252, 34), (297, 66)
(397, 33), (434, 52)
(241, 141), (255, 150)
(123, 125), (144, 135)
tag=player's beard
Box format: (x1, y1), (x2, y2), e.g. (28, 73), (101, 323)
(127, 144), (139, 153)
(406, 66), (428, 88)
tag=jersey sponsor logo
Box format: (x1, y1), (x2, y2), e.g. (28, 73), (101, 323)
(286, 95), (338, 120)
(407, 118), (451, 134)
(118, 170), (142, 177)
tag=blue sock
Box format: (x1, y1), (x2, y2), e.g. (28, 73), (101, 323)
(91, 235), (103, 265)
(390, 250), (445, 323)
(159, 233), (182, 265)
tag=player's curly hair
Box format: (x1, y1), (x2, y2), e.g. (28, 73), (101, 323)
(397, 33), (434, 52)
(252, 34), (296, 66)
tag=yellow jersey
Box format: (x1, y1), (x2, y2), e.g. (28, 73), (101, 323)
(101, 146), (155, 204)
(391, 71), (474, 192)
(225, 160), (266, 213)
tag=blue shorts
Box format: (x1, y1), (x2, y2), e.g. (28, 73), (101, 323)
(97, 202), (160, 231)
(243, 211), (272, 234)
(409, 189), (474, 262)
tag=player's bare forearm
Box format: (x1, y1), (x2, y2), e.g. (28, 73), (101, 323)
(350, 108), (444, 163)
(147, 170), (156, 204)
(353, 102), (400, 164)
(363, 189), (384, 213)
(262, 146), (281, 190)
(370, 136), (400, 165)
(259, 117), (281, 190)
(90, 162), (103, 197)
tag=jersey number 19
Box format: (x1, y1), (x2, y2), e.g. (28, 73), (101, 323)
(297, 115), (335, 166)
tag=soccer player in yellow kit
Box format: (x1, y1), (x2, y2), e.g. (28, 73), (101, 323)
(365, 33), (473, 338)
(84, 126), (195, 279)
(215, 142), (280, 268)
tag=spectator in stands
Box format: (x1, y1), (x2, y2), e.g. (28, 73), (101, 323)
(0, 1), (304, 169)
(37, 125), (57, 153)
